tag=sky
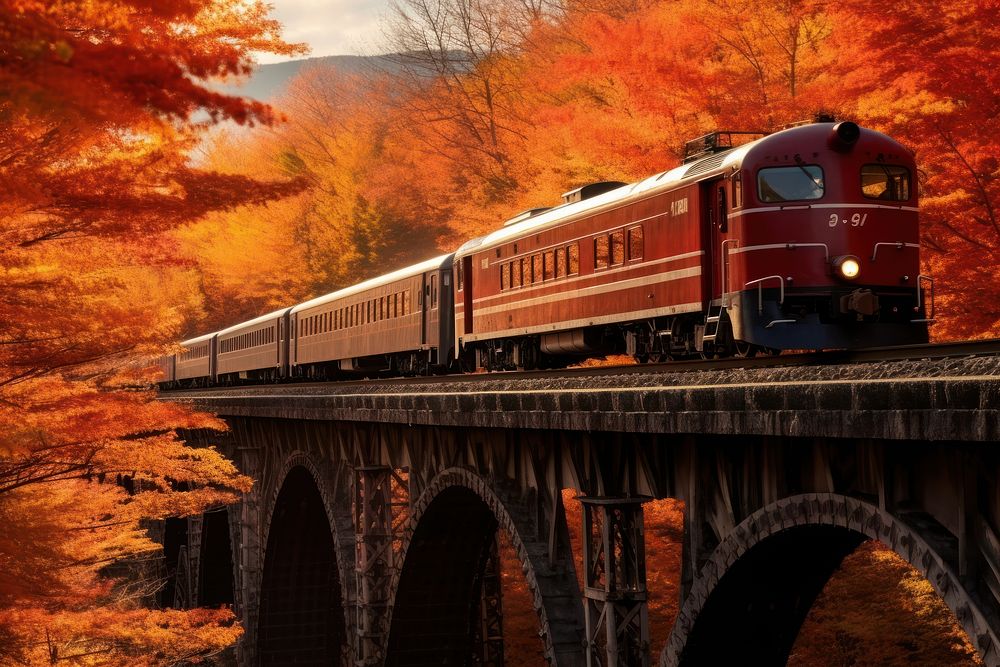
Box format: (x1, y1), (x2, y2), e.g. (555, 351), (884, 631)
(258, 0), (394, 64)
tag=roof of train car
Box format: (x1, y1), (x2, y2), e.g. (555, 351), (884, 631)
(290, 254), (454, 315)
(454, 143), (754, 257)
(179, 331), (216, 347)
(216, 307), (293, 338)
(455, 123), (902, 258)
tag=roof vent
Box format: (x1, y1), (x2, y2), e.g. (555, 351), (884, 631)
(561, 181), (627, 205)
(503, 207), (552, 227)
(683, 131), (765, 163)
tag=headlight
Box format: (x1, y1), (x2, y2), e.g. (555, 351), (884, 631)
(834, 255), (861, 279)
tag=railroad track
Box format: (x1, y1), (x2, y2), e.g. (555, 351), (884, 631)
(160, 337), (1000, 396)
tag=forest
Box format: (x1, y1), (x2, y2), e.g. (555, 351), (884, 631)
(0, 0), (997, 663)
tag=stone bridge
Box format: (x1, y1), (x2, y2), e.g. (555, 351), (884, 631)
(160, 353), (1000, 666)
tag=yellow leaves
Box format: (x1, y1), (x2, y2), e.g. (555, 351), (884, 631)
(791, 541), (982, 666)
(0, 604), (242, 666)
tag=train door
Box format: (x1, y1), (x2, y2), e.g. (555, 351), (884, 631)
(426, 272), (440, 349)
(701, 178), (729, 304)
(278, 315), (288, 378)
(419, 274), (428, 346)
(462, 255), (474, 334)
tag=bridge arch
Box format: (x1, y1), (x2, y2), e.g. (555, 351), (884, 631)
(256, 454), (353, 665)
(386, 466), (584, 666)
(662, 493), (1000, 667)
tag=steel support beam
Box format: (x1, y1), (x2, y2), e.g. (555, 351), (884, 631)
(354, 465), (408, 665)
(581, 496), (651, 667)
(354, 466), (393, 665)
(472, 532), (505, 666)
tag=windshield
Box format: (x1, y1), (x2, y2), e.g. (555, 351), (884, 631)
(861, 164), (910, 201)
(757, 165), (824, 202)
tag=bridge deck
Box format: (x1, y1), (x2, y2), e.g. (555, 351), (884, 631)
(162, 354), (1000, 441)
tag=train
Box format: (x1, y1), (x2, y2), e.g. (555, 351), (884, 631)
(156, 120), (933, 386)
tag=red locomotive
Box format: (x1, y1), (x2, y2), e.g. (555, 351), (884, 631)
(454, 121), (931, 370)
(157, 120), (932, 386)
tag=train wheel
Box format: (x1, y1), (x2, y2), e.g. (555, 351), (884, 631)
(733, 340), (757, 358)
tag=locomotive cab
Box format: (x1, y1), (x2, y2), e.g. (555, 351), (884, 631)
(712, 121), (931, 351)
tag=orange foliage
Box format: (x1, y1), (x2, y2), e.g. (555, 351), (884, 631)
(791, 541), (982, 666)
(0, 0), (301, 662)
(498, 531), (547, 663)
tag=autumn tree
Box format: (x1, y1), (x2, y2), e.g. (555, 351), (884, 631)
(177, 65), (450, 330)
(0, 0), (303, 662)
(377, 0), (562, 235)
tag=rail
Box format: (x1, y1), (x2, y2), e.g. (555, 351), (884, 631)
(871, 241), (917, 262)
(721, 239), (740, 307)
(913, 274), (936, 323)
(744, 275), (785, 314)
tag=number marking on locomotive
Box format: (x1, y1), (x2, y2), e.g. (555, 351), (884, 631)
(828, 212), (868, 228)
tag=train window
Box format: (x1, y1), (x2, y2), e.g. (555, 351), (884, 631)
(555, 247), (566, 278)
(611, 231), (625, 265)
(516, 259), (525, 287)
(380, 297), (386, 320)
(757, 165), (824, 202)
(532, 254), (542, 284)
(595, 235), (609, 269)
(717, 186), (728, 233)
(543, 251), (554, 281)
(431, 275), (438, 309)
(500, 263), (508, 291)
(403, 290), (410, 315)
(569, 242), (580, 275)
(731, 171), (743, 208)
(456, 261), (464, 291)
(628, 227), (643, 260)
(861, 164), (910, 201)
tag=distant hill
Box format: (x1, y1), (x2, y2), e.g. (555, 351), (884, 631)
(219, 52), (469, 102)
(221, 54), (395, 102)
